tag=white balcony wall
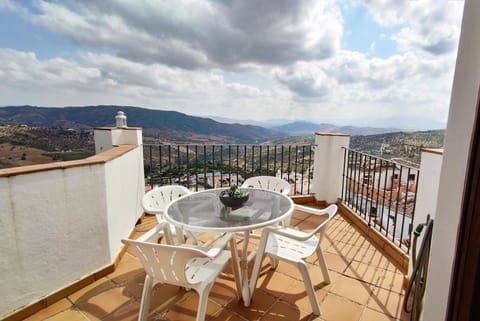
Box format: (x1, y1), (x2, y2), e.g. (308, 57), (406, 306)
(409, 149), (442, 274)
(312, 133), (350, 203)
(104, 146), (145, 260)
(423, 0), (478, 320)
(0, 144), (144, 319)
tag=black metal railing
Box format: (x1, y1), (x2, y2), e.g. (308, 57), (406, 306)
(143, 144), (314, 195)
(341, 148), (420, 253)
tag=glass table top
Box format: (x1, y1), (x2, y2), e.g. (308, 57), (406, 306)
(165, 188), (294, 232)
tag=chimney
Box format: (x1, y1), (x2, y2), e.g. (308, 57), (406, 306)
(115, 111), (127, 128)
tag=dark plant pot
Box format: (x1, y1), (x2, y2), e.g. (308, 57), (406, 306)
(219, 194), (249, 207)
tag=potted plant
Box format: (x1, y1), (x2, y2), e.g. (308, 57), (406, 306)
(220, 185), (249, 207)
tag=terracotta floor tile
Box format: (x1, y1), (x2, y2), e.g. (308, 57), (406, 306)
(209, 308), (248, 321)
(338, 233), (364, 244)
(255, 269), (296, 296)
(76, 286), (134, 320)
(319, 293), (363, 321)
(150, 284), (194, 314)
(322, 252), (351, 273)
(355, 249), (390, 268)
(44, 308), (89, 321)
(271, 260), (303, 280)
(101, 301), (144, 321)
(376, 270), (406, 294)
(304, 264), (337, 289)
(68, 277), (117, 304)
(291, 211), (311, 222)
(24, 299), (72, 321)
(209, 273), (241, 306)
(107, 253), (144, 285)
(320, 236), (334, 251)
(227, 289), (277, 321)
(360, 308), (396, 321)
(368, 287), (410, 320)
(281, 280), (328, 313)
(325, 242), (359, 259)
(122, 272), (148, 299)
(261, 300), (315, 321)
(330, 276), (372, 305)
(164, 295), (222, 321)
(344, 260), (384, 285)
(296, 220), (321, 233)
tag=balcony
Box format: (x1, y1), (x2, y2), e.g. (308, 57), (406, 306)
(22, 210), (410, 321)
(1, 125), (422, 321)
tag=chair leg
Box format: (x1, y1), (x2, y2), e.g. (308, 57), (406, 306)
(196, 284), (214, 321)
(229, 238), (242, 297)
(248, 233), (269, 297)
(138, 275), (154, 321)
(268, 255), (279, 270)
(297, 262), (321, 316)
(316, 247), (331, 284)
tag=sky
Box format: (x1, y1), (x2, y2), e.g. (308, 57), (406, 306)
(0, 0), (465, 130)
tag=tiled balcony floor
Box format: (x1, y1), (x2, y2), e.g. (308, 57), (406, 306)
(25, 205), (410, 321)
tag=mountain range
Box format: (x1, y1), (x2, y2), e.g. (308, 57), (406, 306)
(0, 105), (284, 143)
(0, 105), (403, 143)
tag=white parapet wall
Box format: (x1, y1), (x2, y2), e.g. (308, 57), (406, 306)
(312, 132), (350, 203)
(0, 122), (145, 319)
(409, 148), (443, 274)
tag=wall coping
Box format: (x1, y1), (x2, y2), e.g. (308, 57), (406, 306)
(94, 126), (142, 131)
(422, 148), (444, 155)
(315, 132), (350, 137)
(0, 145), (137, 177)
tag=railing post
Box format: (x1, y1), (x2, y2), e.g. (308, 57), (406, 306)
(312, 132), (350, 203)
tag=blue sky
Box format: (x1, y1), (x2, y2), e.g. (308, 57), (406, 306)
(0, 0), (465, 130)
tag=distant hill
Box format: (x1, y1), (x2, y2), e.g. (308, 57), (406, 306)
(272, 121), (400, 136)
(350, 129), (445, 164)
(0, 105), (286, 143)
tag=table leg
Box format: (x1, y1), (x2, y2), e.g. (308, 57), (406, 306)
(241, 230), (251, 306)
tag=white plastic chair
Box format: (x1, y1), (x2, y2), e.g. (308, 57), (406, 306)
(142, 185), (194, 243)
(242, 176), (292, 226)
(249, 204), (338, 316)
(122, 223), (241, 321)
(241, 176), (291, 196)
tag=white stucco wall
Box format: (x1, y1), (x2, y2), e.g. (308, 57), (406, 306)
(423, 0), (479, 320)
(413, 150), (443, 229)
(0, 145), (144, 318)
(94, 128), (142, 154)
(104, 146), (145, 260)
(410, 150), (442, 274)
(312, 133), (350, 203)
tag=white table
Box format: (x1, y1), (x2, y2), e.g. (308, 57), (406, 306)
(164, 188), (294, 306)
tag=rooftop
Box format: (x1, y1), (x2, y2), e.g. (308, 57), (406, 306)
(23, 205), (410, 321)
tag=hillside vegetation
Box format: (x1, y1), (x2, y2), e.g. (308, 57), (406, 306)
(0, 105), (445, 168)
(350, 130), (445, 163)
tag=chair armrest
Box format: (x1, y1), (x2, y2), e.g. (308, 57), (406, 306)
(136, 222), (172, 243)
(294, 204), (336, 216)
(203, 232), (235, 258)
(261, 226), (314, 242)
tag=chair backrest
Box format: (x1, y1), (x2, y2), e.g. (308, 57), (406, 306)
(122, 236), (212, 288)
(242, 176), (291, 195)
(142, 185), (192, 215)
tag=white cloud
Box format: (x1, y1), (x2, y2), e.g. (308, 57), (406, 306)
(358, 0), (464, 56)
(29, 0), (343, 70)
(0, 0), (464, 129)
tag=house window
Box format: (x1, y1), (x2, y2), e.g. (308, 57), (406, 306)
(409, 173), (416, 181)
